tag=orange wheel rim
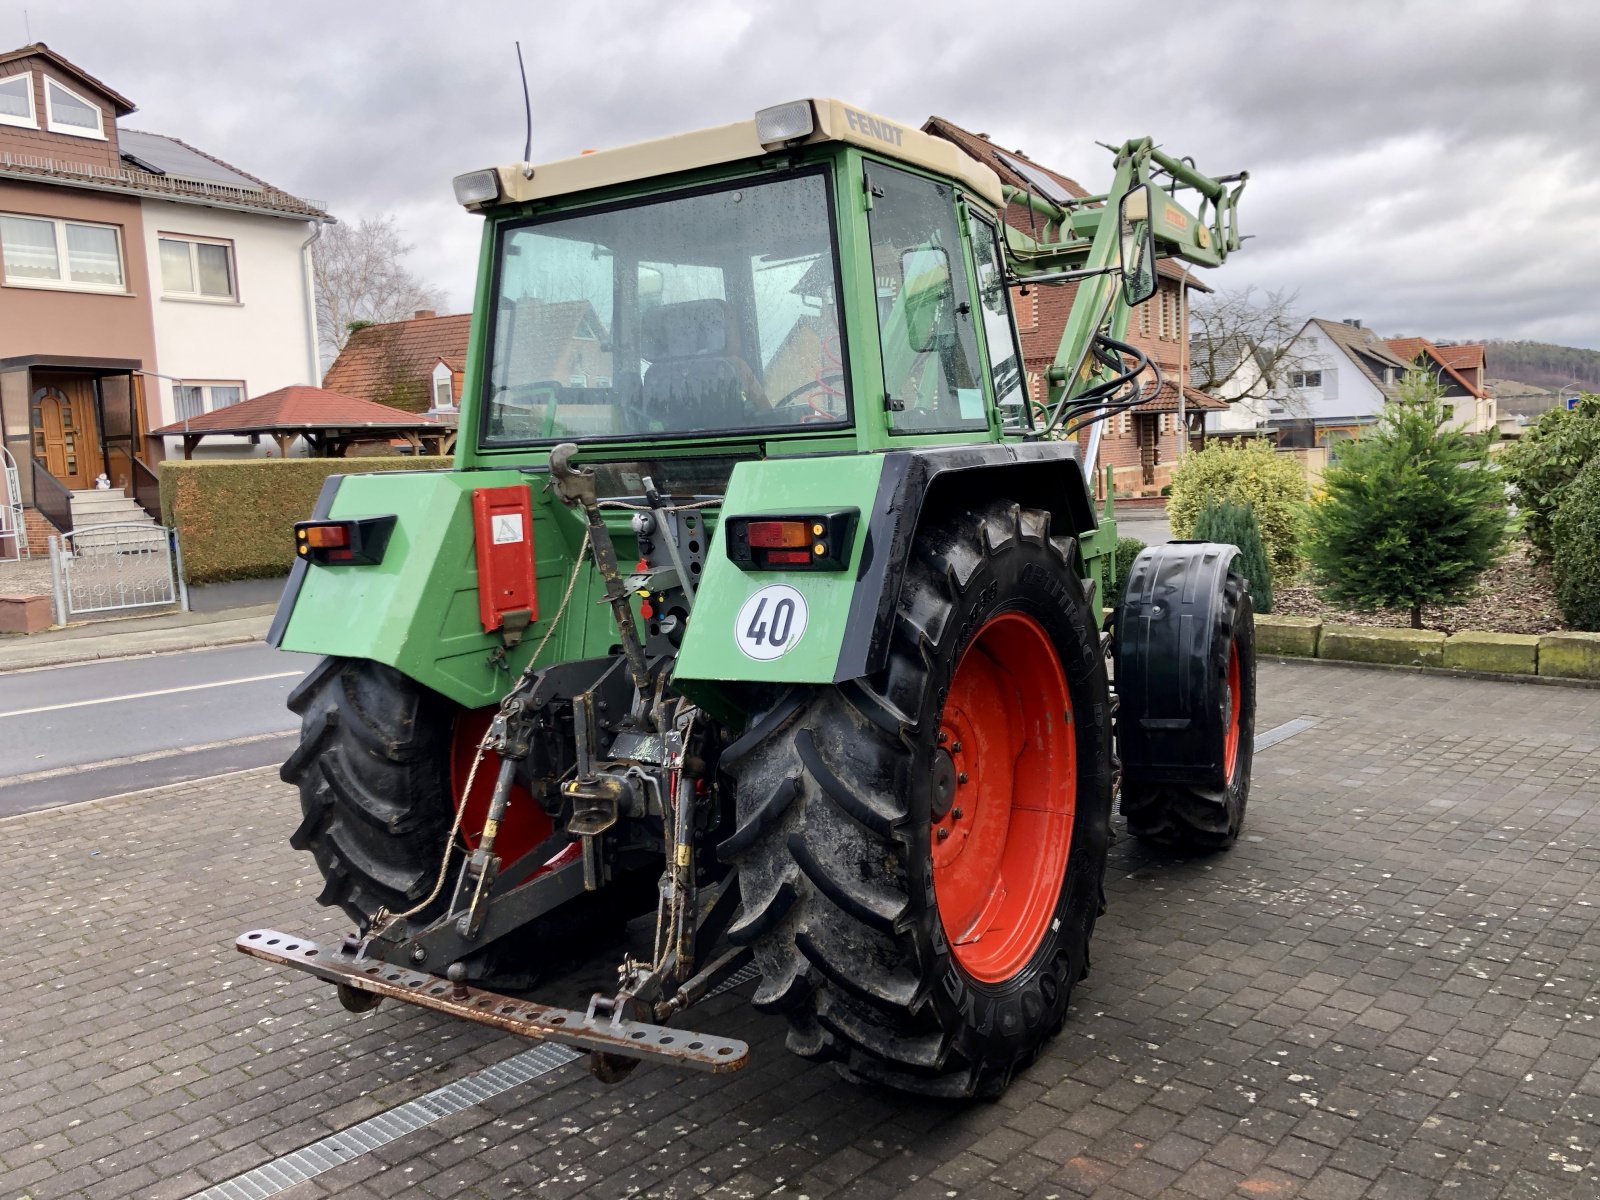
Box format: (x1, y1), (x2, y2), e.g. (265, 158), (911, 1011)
(931, 612), (1075, 984)
(1222, 640), (1242, 781)
(451, 707), (554, 875)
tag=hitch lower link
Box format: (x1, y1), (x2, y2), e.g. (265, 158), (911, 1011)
(236, 929), (749, 1074)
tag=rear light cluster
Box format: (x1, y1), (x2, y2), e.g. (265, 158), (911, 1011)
(294, 516), (396, 566)
(724, 510), (857, 571)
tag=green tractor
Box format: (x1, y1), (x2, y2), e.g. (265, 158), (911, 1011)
(241, 99), (1256, 1098)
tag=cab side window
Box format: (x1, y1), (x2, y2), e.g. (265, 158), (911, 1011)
(865, 162), (985, 433)
(967, 213), (1030, 431)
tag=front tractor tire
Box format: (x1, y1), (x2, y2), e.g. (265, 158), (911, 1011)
(723, 501), (1116, 1098)
(1116, 545), (1257, 851)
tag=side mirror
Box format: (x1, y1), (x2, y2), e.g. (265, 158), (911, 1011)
(902, 246), (955, 352)
(1119, 185), (1157, 307)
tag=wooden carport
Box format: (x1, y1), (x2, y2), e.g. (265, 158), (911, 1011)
(150, 385), (451, 459)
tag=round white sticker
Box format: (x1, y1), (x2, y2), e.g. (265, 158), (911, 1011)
(735, 584), (809, 661)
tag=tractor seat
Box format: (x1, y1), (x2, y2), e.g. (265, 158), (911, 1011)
(640, 299), (766, 431)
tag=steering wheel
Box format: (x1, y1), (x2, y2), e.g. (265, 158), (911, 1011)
(770, 373), (846, 423)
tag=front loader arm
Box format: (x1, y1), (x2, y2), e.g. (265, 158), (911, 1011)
(998, 138), (1247, 435)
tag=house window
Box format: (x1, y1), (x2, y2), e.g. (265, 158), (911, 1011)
(433, 375), (452, 408)
(159, 236), (236, 300)
(1291, 371), (1323, 388)
(173, 382), (244, 421)
(1443, 404), (1455, 421)
(0, 72), (35, 129)
(0, 214), (124, 290)
(1119, 412), (1131, 435)
(43, 77), (104, 138)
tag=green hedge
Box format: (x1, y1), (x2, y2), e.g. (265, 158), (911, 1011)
(161, 456), (450, 584)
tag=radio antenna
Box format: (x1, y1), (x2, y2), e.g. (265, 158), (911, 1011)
(515, 41), (534, 179)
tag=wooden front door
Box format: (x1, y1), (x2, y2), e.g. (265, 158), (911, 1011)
(31, 375), (102, 491)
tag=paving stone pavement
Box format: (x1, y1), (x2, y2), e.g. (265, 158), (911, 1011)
(1, 661), (1598, 1200)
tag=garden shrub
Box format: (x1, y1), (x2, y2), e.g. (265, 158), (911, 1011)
(1192, 499), (1273, 613)
(161, 456), (450, 584)
(1551, 458), (1600, 631)
(1500, 393), (1600, 561)
(1110, 536), (1147, 598)
(1167, 439), (1307, 578)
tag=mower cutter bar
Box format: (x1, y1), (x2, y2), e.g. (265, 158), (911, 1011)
(237, 929), (749, 1073)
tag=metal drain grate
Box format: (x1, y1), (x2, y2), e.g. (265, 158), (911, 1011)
(191, 961), (761, 1200)
(1254, 715), (1321, 752)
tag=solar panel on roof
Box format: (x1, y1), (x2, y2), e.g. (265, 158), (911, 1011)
(995, 151), (1074, 206)
(117, 130), (263, 192)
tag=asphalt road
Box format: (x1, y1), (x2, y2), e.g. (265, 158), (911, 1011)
(0, 642), (315, 818)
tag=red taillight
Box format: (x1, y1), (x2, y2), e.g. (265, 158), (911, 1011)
(302, 523), (350, 549)
(293, 516), (395, 566)
(746, 520), (810, 549)
(725, 510), (859, 572)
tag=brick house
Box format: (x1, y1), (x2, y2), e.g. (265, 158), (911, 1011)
(322, 309), (471, 415)
(923, 117), (1225, 497)
(0, 42), (327, 552)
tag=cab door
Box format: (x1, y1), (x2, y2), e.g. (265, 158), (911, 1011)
(963, 210), (1031, 433)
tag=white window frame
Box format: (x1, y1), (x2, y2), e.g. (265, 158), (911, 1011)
(158, 234), (237, 301)
(1291, 371), (1323, 389)
(171, 381), (246, 422)
(0, 71), (37, 129)
(43, 76), (104, 139)
(0, 213), (126, 292)
(430, 361), (456, 411)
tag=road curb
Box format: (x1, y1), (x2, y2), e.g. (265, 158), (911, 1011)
(0, 625), (269, 673)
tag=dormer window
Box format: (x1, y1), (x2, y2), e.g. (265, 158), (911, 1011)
(0, 72), (36, 129)
(44, 77), (104, 139)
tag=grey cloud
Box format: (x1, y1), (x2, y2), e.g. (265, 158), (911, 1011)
(14, 0), (1599, 346)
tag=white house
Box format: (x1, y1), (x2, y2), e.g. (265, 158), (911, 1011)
(1198, 336), (1278, 434)
(127, 130), (328, 460)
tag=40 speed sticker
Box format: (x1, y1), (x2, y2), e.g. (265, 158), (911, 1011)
(734, 584), (809, 661)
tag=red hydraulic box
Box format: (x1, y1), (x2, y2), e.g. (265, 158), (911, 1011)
(471, 486), (538, 634)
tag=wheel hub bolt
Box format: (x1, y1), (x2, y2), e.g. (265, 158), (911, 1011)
(951, 807), (964, 820)
(958, 772), (969, 785)
(951, 741), (963, 753)
(936, 827), (950, 841)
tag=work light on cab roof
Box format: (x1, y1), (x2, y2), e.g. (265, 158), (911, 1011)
(255, 94), (1257, 1101)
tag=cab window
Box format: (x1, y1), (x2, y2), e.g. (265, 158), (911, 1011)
(864, 162), (985, 434)
(967, 212), (1030, 431)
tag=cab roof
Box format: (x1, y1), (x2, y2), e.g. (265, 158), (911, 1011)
(474, 98), (1005, 211)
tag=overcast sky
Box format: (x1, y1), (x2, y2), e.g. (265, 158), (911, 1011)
(10, 0), (1599, 351)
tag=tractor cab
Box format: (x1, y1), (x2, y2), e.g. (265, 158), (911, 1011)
(451, 100), (1033, 468)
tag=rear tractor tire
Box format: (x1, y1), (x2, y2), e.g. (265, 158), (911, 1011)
(1117, 545), (1256, 851)
(722, 500), (1116, 1098)
(281, 657), (640, 987)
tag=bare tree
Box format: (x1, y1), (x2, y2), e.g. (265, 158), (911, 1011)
(313, 215), (445, 369)
(1189, 287), (1314, 407)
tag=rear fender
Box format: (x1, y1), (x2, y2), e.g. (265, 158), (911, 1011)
(269, 467), (599, 709)
(673, 442), (1097, 691)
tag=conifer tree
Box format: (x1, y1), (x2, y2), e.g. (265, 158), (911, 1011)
(1304, 370), (1510, 629)
(1193, 499), (1274, 613)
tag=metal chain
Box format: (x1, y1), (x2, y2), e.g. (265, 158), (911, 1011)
(374, 527), (593, 930)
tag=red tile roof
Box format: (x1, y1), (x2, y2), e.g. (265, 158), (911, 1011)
(1435, 343), (1485, 371)
(150, 385), (443, 435)
(1382, 336), (1485, 398)
(323, 313), (473, 411)
(1135, 381), (1227, 414)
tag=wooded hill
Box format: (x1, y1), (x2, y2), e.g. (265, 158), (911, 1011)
(1476, 340), (1600, 391)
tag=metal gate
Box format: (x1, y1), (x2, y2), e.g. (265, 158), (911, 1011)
(0, 446), (24, 563)
(50, 524), (183, 622)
